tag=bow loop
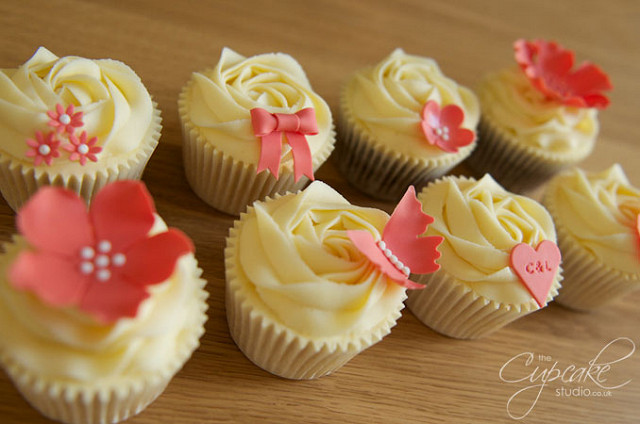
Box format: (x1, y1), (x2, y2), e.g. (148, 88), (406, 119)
(250, 107), (317, 181)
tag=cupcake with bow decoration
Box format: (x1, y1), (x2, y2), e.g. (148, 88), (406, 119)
(337, 48), (480, 201)
(467, 39), (612, 192)
(225, 181), (443, 379)
(0, 181), (208, 424)
(0, 47), (162, 210)
(179, 48), (335, 215)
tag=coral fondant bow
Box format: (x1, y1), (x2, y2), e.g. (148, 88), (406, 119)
(250, 107), (318, 181)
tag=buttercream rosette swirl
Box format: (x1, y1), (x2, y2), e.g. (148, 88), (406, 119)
(407, 175), (562, 339)
(0, 47), (161, 210)
(179, 48), (335, 215)
(225, 181), (407, 379)
(543, 165), (640, 309)
(338, 48), (479, 200)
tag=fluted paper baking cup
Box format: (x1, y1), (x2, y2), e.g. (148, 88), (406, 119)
(179, 80), (336, 216)
(225, 197), (405, 379)
(336, 87), (475, 202)
(466, 117), (592, 193)
(542, 184), (640, 310)
(406, 267), (561, 340)
(0, 241), (208, 424)
(0, 102), (162, 212)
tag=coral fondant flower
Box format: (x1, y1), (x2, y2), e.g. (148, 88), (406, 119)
(47, 103), (84, 134)
(25, 131), (61, 166)
(514, 39), (612, 109)
(8, 181), (194, 323)
(63, 130), (102, 165)
(420, 100), (475, 153)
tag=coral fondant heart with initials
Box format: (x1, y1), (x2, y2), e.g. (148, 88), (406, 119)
(509, 240), (561, 308)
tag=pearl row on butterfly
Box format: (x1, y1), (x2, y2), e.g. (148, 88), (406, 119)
(377, 240), (411, 277)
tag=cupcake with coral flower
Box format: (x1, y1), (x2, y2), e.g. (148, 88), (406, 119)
(467, 39), (612, 192)
(0, 47), (162, 211)
(337, 48), (480, 201)
(225, 181), (442, 379)
(0, 181), (208, 424)
(179, 47), (335, 215)
(543, 164), (640, 310)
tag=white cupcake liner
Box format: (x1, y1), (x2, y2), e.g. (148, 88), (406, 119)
(179, 79), (336, 216)
(407, 267), (562, 340)
(466, 117), (591, 192)
(225, 196), (405, 379)
(0, 102), (162, 212)
(0, 240), (209, 424)
(543, 183), (640, 310)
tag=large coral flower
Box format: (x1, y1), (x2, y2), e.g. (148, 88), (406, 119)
(514, 39), (612, 109)
(8, 181), (193, 323)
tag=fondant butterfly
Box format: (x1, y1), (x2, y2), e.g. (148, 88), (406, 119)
(347, 186), (443, 289)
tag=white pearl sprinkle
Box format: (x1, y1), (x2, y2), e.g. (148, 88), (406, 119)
(402, 266), (411, 276)
(38, 144), (51, 156)
(80, 261), (94, 275)
(98, 240), (112, 253)
(435, 128), (442, 135)
(377, 240), (386, 251)
(77, 144), (89, 155)
(59, 114), (71, 125)
(389, 255), (398, 265)
(442, 126), (449, 134)
(442, 134), (450, 141)
(112, 253), (126, 267)
(96, 269), (111, 282)
(80, 246), (95, 260)
(95, 254), (110, 268)
(396, 259), (405, 270)
(384, 248), (392, 258)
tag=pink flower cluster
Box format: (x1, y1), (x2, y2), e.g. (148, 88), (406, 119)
(26, 104), (102, 166)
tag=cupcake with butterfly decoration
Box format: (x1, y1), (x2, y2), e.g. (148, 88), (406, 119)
(0, 47), (162, 211)
(225, 181), (443, 379)
(467, 39), (612, 192)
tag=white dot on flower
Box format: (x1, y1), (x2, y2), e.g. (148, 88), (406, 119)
(80, 261), (94, 275)
(442, 126), (449, 134)
(95, 254), (110, 268)
(435, 128), (442, 135)
(38, 145), (51, 156)
(442, 133), (450, 141)
(98, 240), (112, 253)
(96, 269), (111, 282)
(80, 246), (95, 260)
(112, 253), (126, 267)
(77, 144), (89, 155)
(59, 114), (71, 125)
(377, 240), (386, 251)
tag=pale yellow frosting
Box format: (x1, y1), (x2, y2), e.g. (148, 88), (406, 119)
(184, 47), (333, 166)
(477, 67), (598, 156)
(235, 181), (406, 339)
(546, 165), (640, 274)
(419, 175), (558, 304)
(0, 218), (205, 385)
(0, 47), (155, 171)
(343, 48), (480, 158)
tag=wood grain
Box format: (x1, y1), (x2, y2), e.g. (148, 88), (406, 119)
(0, 1), (639, 423)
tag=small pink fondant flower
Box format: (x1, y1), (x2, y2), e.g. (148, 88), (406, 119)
(25, 131), (61, 166)
(8, 181), (194, 323)
(47, 103), (84, 134)
(514, 39), (612, 109)
(420, 100), (475, 153)
(63, 131), (102, 165)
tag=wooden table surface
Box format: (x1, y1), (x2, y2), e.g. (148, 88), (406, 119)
(1, 1), (639, 423)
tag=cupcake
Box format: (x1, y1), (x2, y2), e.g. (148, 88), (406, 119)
(0, 47), (162, 211)
(542, 165), (640, 310)
(0, 181), (208, 424)
(337, 48), (480, 201)
(179, 47), (335, 215)
(406, 174), (562, 339)
(467, 39), (612, 192)
(225, 180), (442, 379)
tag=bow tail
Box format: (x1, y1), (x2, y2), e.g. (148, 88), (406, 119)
(286, 132), (314, 182)
(257, 132), (283, 179)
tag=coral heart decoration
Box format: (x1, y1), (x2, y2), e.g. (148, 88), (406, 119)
(509, 240), (561, 308)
